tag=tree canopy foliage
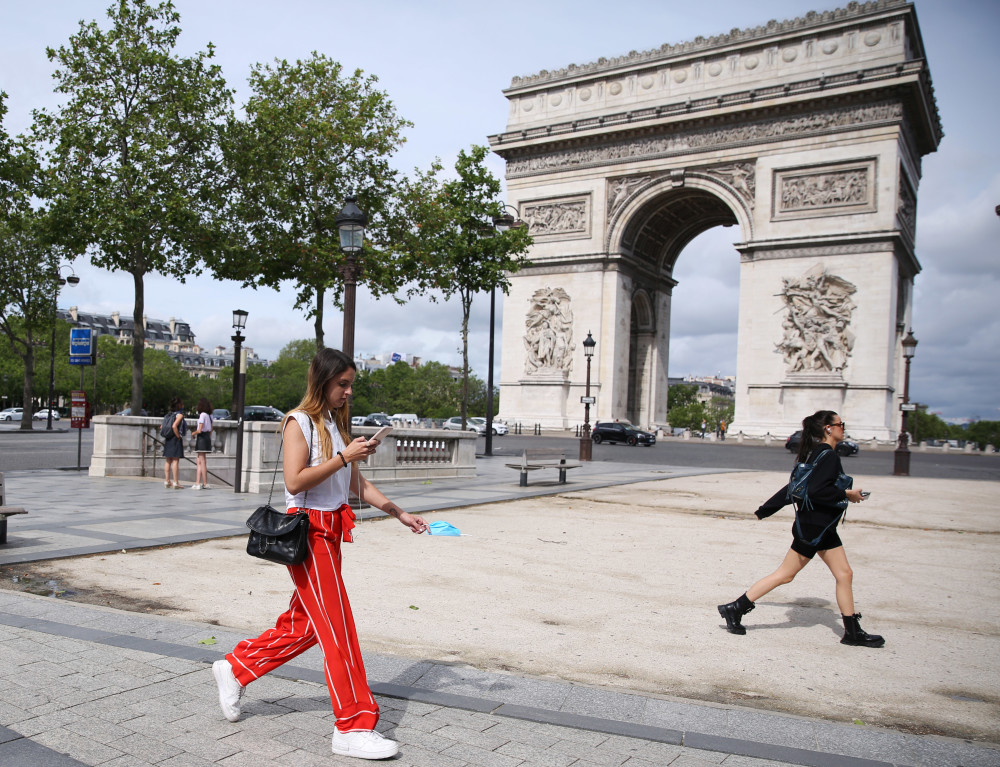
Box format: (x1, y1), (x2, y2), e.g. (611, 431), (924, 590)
(36, 0), (233, 416)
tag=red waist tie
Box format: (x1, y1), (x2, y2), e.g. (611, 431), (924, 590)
(288, 504), (356, 542)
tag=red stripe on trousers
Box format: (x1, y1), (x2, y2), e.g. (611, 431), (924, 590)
(226, 505), (378, 732)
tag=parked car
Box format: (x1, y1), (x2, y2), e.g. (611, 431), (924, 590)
(362, 412), (391, 427)
(115, 407), (148, 416)
(0, 407), (23, 421)
(443, 416), (482, 433)
(33, 408), (61, 421)
(351, 415), (367, 426)
(211, 408), (232, 421)
(785, 430), (859, 457)
(243, 405), (285, 422)
(470, 417), (507, 435)
(389, 413), (418, 424)
(591, 421), (656, 446)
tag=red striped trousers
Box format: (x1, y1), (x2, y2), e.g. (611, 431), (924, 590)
(226, 505), (378, 732)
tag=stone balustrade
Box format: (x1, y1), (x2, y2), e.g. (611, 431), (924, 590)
(88, 416), (478, 493)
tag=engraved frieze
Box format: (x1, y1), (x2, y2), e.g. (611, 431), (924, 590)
(524, 288), (575, 375)
(772, 159), (877, 220)
(521, 197), (590, 239)
(607, 175), (653, 217)
(774, 265), (857, 374)
(506, 102), (902, 178)
(897, 172), (916, 236)
(704, 162), (756, 209)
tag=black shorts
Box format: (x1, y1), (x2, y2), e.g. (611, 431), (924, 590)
(791, 521), (843, 559)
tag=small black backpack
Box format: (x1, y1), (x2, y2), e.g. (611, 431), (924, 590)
(160, 411), (187, 439)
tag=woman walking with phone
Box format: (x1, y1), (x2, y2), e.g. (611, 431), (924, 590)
(717, 410), (884, 647)
(212, 348), (429, 760)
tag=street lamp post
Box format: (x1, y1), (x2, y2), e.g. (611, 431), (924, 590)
(335, 195), (368, 361)
(231, 309), (248, 413)
(893, 329), (918, 476)
(579, 332), (596, 461)
(47, 266), (80, 430)
(231, 310), (248, 494)
(485, 205), (527, 456)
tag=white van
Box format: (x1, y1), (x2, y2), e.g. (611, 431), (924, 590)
(389, 413), (418, 424)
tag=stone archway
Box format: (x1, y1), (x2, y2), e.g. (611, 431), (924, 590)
(490, 0), (940, 439)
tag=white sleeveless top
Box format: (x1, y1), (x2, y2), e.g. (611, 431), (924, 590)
(283, 411), (350, 510)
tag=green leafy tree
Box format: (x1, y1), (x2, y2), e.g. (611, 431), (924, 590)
(408, 145), (531, 425)
(217, 53), (415, 350)
(36, 0), (233, 417)
(966, 420), (1000, 451)
(411, 361), (461, 419)
(668, 383), (699, 410)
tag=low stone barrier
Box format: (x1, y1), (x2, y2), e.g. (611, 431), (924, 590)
(89, 416), (478, 492)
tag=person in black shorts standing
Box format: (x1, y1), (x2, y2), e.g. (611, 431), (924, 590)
(717, 410), (884, 647)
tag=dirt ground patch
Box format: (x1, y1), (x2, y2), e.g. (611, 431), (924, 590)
(4, 471), (998, 743)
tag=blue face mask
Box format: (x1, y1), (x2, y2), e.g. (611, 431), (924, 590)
(427, 520), (461, 536)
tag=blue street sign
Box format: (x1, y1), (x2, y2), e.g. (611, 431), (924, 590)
(69, 356), (92, 366)
(69, 328), (93, 357)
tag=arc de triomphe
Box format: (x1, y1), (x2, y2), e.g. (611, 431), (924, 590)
(489, 0), (940, 439)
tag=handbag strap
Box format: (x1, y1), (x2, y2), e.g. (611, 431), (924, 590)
(267, 415), (314, 507)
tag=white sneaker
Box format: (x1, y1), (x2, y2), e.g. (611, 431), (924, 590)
(212, 660), (245, 722)
(191, 484), (202, 490)
(331, 729), (399, 760)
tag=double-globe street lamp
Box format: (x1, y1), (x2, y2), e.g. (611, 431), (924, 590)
(47, 265), (80, 430)
(579, 332), (597, 461)
(231, 309), (248, 493)
(893, 329), (918, 477)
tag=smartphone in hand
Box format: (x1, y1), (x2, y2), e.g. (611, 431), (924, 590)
(860, 491), (871, 499)
(367, 425), (393, 445)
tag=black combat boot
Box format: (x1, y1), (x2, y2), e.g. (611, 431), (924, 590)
(840, 613), (885, 647)
(717, 593), (755, 635)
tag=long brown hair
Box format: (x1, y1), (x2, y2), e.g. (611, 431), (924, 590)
(796, 409), (838, 463)
(285, 348), (355, 461)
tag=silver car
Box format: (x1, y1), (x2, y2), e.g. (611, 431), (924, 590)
(0, 407), (23, 421)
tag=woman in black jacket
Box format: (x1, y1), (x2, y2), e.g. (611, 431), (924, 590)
(717, 410), (884, 647)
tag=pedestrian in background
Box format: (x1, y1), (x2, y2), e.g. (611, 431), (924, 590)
(717, 409), (884, 647)
(212, 347), (429, 761)
(162, 397), (186, 489)
(191, 398), (213, 490)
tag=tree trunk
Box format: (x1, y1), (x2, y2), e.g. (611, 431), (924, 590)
(460, 293), (471, 427)
(19, 344), (35, 431)
(130, 271), (145, 416)
(314, 285), (325, 351)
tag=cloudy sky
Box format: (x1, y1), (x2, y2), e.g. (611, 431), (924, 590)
(3, 0), (997, 421)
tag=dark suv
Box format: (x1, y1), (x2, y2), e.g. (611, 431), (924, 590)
(363, 413), (391, 427)
(591, 421), (656, 446)
(243, 406), (285, 422)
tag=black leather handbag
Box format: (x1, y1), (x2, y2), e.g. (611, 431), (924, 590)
(245, 420), (311, 565)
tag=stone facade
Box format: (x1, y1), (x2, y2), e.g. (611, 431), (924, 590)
(490, 0), (940, 439)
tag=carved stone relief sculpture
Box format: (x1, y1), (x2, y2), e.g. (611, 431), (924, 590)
(897, 171), (916, 236)
(774, 265), (857, 374)
(705, 162), (756, 209)
(522, 198), (589, 237)
(607, 175), (652, 217)
(524, 287), (575, 374)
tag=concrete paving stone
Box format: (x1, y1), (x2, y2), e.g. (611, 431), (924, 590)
(390, 708), (454, 734)
(120, 712), (191, 743)
(275, 748), (355, 767)
(364, 653), (436, 687)
(265, 710), (336, 737)
(810, 723), (923, 764)
(716, 755), (801, 767)
(32, 725), (126, 763)
(560, 685), (649, 723)
(485, 720), (563, 749)
(425, 707), (508, 733)
(388, 723), (456, 752)
(214, 749), (283, 767)
(433, 722), (513, 751)
(157, 754), (215, 767)
(562, 746), (631, 767)
(392, 742), (470, 767)
(488, 675), (574, 711)
(530, 722), (613, 746)
(269, 727), (335, 757)
(891, 735), (1000, 767)
(212, 728), (298, 760)
(237, 698), (299, 720)
(441, 740), (532, 767)
(0, 701), (34, 726)
(630, 739), (690, 763)
(9, 708), (84, 738)
(164, 729), (243, 761)
(62, 716), (137, 745)
(551, 735), (618, 761)
(99, 755), (157, 767)
(668, 752), (728, 766)
(597, 732), (673, 758)
(725, 708), (819, 750)
(496, 738), (579, 766)
(107, 731), (185, 762)
(0, 735), (90, 767)
(412, 661), (504, 696)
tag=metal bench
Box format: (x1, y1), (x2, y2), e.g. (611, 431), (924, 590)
(505, 448), (583, 487)
(0, 472), (28, 545)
